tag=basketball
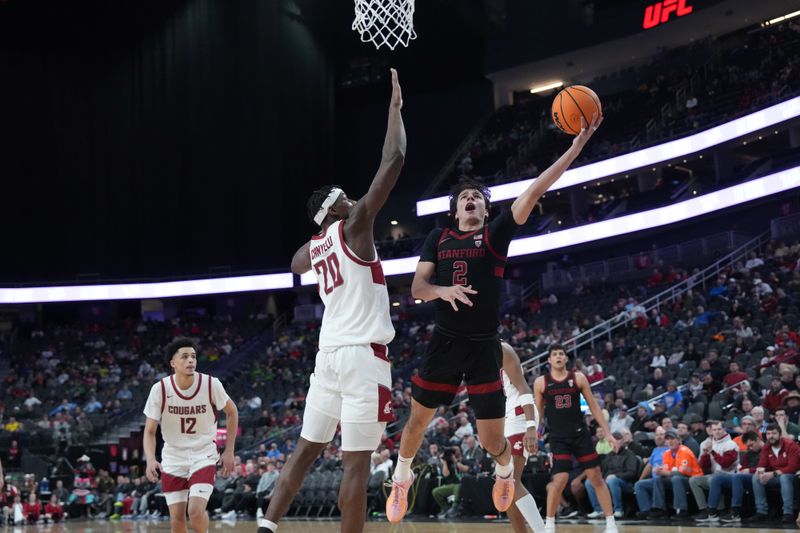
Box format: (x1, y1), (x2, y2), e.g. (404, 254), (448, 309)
(551, 85), (602, 135)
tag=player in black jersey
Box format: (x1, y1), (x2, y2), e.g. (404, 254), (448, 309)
(534, 344), (618, 533)
(387, 113), (603, 524)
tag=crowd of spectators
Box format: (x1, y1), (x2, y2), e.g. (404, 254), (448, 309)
(447, 20), (800, 192)
(4, 234), (800, 523)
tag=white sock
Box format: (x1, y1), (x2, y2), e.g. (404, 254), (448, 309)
(258, 518), (278, 531)
(516, 493), (546, 532)
(605, 515), (616, 528)
(393, 455), (414, 482)
(494, 459), (513, 478)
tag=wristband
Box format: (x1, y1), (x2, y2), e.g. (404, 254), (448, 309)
(526, 420), (537, 429)
(519, 394), (534, 407)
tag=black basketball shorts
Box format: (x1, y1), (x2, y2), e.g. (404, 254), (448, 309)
(411, 326), (504, 420)
(550, 427), (600, 474)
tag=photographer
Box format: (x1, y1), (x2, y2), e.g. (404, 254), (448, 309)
(431, 447), (469, 518)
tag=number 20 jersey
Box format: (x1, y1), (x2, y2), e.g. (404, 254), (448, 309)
(309, 220), (394, 351)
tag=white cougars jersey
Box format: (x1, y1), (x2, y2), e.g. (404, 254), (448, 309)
(501, 368), (539, 427)
(309, 220), (394, 350)
(143, 373), (229, 455)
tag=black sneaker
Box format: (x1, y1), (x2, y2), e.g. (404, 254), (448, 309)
(674, 509), (691, 520)
(744, 512), (769, 523)
(560, 507), (579, 519)
(782, 514), (795, 523)
(649, 509), (667, 519)
(694, 510), (720, 522)
(720, 510), (741, 523)
(636, 511), (650, 519)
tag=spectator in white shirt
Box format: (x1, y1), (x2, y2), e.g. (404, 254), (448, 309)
(744, 252), (764, 271)
(609, 405), (634, 434)
(650, 351), (667, 368)
(453, 413), (474, 440)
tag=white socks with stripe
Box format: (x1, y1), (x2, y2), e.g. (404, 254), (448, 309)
(515, 494), (546, 531)
(494, 458), (513, 478)
(393, 454), (414, 482)
(258, 519), (278, 531)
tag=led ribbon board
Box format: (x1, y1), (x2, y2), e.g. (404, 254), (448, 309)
(416, 96), (800, 217)
(0, 272), (295, 304)
(303, 164), (800, 284)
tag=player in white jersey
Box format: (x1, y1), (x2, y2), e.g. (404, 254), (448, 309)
(143, 338), (239, 533)
(257, 68), (405, 533)
(501, 342), (546, 533)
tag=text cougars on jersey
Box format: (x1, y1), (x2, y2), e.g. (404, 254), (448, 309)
(437, 248), (486, 261)
(167, 405), (208, 415)
(310, 237), (334, 260)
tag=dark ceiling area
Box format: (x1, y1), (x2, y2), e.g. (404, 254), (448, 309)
(0, 0), (741, 284)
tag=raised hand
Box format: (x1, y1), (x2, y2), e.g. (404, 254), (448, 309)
(390, 68), (403, 109)
(572, 112), (604, 150)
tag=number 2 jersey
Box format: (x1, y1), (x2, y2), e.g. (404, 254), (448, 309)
(419, 209), (521, 336)
(309, 219), (394, 351)
(143, 373), (230, 456)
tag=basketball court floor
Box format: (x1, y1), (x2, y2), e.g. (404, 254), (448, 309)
(7, 520), (799, 532)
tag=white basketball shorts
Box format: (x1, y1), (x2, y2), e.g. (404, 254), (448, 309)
(161, 443), (218, 505)
(301, 343), (394, 452)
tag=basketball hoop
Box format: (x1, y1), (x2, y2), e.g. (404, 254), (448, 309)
(352, 0), (417, 51)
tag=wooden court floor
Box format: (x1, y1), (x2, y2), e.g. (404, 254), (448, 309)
(7, 519), (799, 532)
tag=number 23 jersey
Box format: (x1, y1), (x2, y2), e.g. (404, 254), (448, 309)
(419, 209), (521, 336)
(309, 220), (394, 351)
(143, 373), (229, 454)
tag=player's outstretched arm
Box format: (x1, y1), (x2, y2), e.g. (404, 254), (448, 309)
(220, 399), (238, 478)
(510, 113), (603, 225)
(577, 371), (616, 448)
(411, 261), (476, 311)
(348, 68), (406, 230)
(291, 242), (311, 275)
(143, 417), (162, 483)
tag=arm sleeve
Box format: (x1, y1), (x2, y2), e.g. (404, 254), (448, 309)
(419, 228), (442, 263)
(757, 447), (770, 470)
(211, 378), (231, 411)
(620, 454), (639, 482)
(712, 449), (739, 470)
(785, 442), (800, 474)
(699, 452), (711, 471)
(142, 383), (162, 422)
(487, 209), (522, 253)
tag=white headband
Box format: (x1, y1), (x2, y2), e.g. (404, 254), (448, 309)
(313, 188), (344, 226)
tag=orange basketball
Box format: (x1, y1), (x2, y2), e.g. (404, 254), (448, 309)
(551, 85), (602, 135)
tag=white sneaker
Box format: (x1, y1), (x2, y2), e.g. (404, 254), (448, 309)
(614, 511), (624, 519)
(221, 510), (237, 521)
(604, 526), (619, 533)
(587, 511), (604, 519)
(545, 524), (556, 533)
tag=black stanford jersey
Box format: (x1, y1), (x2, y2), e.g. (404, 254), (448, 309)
(419, 209), (521, 335)
(543, 371), (585, 437)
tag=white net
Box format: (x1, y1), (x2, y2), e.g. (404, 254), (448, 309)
(352, 0), (417, 51)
